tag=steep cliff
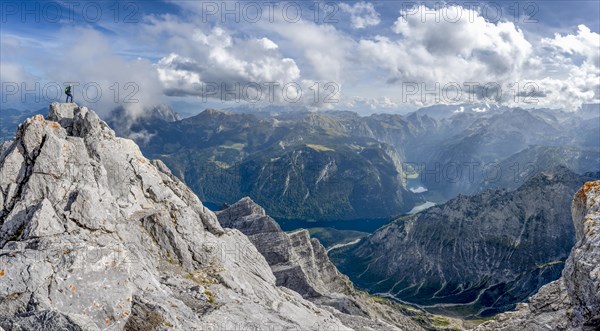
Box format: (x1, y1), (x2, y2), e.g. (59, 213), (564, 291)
(0, 103), (410, 330)
(475, 180), (600, 330)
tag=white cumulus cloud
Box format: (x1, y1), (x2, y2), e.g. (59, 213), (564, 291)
(144, 16), (301, 102)
(339, 2), (381, 29)
(542, 24), (600, 67)
(354, 5), (598, 110)
(359, 5), (532, 84)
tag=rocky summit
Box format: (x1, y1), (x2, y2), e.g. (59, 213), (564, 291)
(0, 103), (416, 330)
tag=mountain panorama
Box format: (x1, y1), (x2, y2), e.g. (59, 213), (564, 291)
(2, 1), (600, 330)
(0, 102), (598, 331)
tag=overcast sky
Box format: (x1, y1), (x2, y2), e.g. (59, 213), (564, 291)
(1, 0), (599, 115)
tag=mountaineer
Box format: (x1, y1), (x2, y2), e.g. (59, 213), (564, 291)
(65, 84), (73, 103)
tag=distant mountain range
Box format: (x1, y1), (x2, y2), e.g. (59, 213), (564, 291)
(4, 103), (597, 222)
(108, 108), (422, 220)
(102, 103), (598, 221)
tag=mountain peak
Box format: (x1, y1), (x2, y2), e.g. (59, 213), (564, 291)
(151, 104), (181, 122)
(46, 102), (115, 138)
(221, 196), (266, 217)
(216, 198), (424, 330)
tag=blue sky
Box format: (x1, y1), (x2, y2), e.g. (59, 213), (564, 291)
(1, 0), (599, 116)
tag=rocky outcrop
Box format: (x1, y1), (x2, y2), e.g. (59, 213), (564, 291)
(566, 181), (600, 327)
(216, 197), (425, 330)
(0, 103), (403, 330)
(474, 180), (600, 330)
(331, 167), (598, 318)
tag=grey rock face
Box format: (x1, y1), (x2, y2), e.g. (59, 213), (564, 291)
(331, 167), (597, 318)
(475, 180), (600, 330)
(216, 197), (424, 330)
(565, 181), (600, 327)
(0, 102), (379, 330)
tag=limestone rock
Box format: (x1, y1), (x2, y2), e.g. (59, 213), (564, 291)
(0, 102), (375, 330)
(564, 181), (600, 327)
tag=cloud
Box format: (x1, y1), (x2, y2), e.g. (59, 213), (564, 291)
(339, 2), (381, 29)
(44, 28), (165, 119)
(359, 5), (532, 84)
(145, 16), (301, 103)
(521, 25), (600, 109)
(354, 5), (598, 110)
(527, 62), (599, 110)
(542, 24), (600, 67)
(344, 96), (399, 110)
(266, 19), (354, 83)
(0, 62), (29, 84)
(1, 28), (165, 117)
(3, 2), (597, 113)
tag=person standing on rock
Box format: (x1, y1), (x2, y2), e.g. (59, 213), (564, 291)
(65, 84), (73, 103)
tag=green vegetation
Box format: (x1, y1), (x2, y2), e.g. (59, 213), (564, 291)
(368, 294), (466, 330)
(432, 316), (451, 327)
(370, 294), (391, 304)
(204, 289), (215, 304)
